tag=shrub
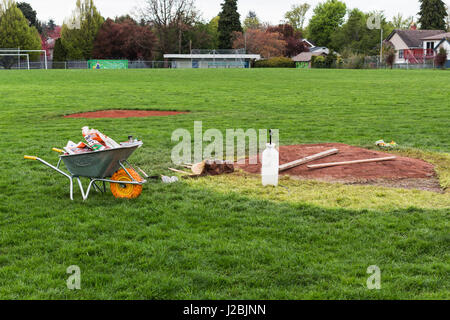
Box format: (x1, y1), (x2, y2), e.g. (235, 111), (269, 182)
(435, 47), (448, 69)
(254, 57), (295, 68)
(312, 55), (326, 68)
(383, 42), (396, 69)
(324, 52), (337, 68)
(342, 54), (365, 69)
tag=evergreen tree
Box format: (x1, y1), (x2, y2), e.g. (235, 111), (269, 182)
(418, 0), (447, 30)
(52, 38), (67, 62)
(16, 2), (41, 32)
(60, 0), (104, 60)
(0, 0), (41, 68)
(218, 0), (242, 49)
(243, 11), (261, 31)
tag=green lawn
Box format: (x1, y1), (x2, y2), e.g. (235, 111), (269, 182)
(0, 69), (449, 299)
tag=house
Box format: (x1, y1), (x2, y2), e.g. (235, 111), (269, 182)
(385, 29), (446, 64)
(433, 33), (450, 68)
(301, 39), (315, 50)
(292, 51), (326, 68)
(163, 52), (261, 69)
(310, 47), (330, 55)
(41, 26), (61, 61)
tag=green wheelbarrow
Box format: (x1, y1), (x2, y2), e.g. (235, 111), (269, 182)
(24, 141), (148, 200)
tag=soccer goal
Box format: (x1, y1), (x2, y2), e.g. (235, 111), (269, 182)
(0, 49), (47, 69)
(0, 53), (30, 70)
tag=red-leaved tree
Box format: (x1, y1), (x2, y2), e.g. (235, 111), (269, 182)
(266, 24), (308, 57)
(232, 29), (286, 59)
(92, 19), (157, 60)
(41, 26), (61, 59)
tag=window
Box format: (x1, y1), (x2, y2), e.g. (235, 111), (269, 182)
(426, 42), (435, 50)
(399, 50), (404, 59)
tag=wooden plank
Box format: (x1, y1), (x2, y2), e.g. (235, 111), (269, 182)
(307, 156), (397, 169)
(279, 148), (339, 172)
(168, 168), (194, 175)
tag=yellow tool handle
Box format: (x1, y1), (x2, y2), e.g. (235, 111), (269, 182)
(52, 148), (64, 153)
(24, 156), (38, 160)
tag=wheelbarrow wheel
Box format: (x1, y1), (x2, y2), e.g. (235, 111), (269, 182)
(110, 168), (143, 199)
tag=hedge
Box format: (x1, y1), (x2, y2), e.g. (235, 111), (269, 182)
(254, 57), (295, 68)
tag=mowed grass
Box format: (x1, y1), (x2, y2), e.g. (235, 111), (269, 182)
(0, 69), (449, 300)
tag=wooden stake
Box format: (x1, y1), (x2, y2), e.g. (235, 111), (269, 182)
(279, 148), (339, 172)
(168, 168), (193, 175)
(307, 156), (397, 169)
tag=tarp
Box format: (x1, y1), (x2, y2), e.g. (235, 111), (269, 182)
(88, 60), (128, 70)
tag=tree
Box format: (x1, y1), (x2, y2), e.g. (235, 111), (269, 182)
(53, 38), (67, 61)
(308, 0), (346, 47)
(218, 0), (242, 49)
(383, 42), (396, 68)
(140, 0), (197, 56)
(243, 11), (260, 31)
(331, 9), (392, 56)
(92, 18), (157, 60)
(392, 13), (414, 29)
(0, 0), (41, 68)
(418, 0), (447, 30)
(446, 6), (450, 31)
(435, 47), (447, 68)
(266, 24), (307, 57)
(182, 20), (217, 51)
(207, 16), (220, 48)
(284, 3), (310, 32)
(60, 0), (104, 60)
(232, 28), (285, 58)
(47, 19), (56, 31)
(16, 2), (41, 32)
(114, 14), (136, 24)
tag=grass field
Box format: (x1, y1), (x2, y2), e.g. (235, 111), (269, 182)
(0, 69), (449, 299)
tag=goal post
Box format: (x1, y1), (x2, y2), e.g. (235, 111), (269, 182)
(0, 53), (30, 70)
(0, 49), (47, 69)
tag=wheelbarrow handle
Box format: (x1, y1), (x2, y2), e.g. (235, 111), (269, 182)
(24, 155), (38, 160)
(52, 148), (65, 154)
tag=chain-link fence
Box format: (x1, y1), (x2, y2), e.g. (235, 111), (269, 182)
(338, 55), (436, 70)
(0, 60), (177, 70)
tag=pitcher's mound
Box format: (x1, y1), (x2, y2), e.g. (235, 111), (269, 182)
(237, 143), (441, 192)
(65, 110), (188, 119)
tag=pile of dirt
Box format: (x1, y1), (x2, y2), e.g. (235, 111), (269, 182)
(64, 110), (188, 119)
(237, 143), (441, 192)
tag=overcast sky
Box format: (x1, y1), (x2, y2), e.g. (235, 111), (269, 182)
(25, 0), (448, 25)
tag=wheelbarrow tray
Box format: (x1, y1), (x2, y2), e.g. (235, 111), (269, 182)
(61, 144), (140, 178)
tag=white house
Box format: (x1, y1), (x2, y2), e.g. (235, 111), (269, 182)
(385, 29), (446, 64)
(433, 33), (450, 67)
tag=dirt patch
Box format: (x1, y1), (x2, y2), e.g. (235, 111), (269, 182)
(64, 110), (188, 119)
(237, 143), (441, 192)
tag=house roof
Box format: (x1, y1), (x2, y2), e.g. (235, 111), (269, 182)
(310, 47), (330, 54)
(163, 54), (261, 60)
(386, 29), (445, 48)
(434, 38), (450, 51)
(302, 39), (315, 47)
(422, 32), (450, 40)
(292, 52), (324, 62)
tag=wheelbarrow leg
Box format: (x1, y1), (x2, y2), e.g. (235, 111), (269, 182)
(69, 177), (74, 201)
(76, 177), (92, 201)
